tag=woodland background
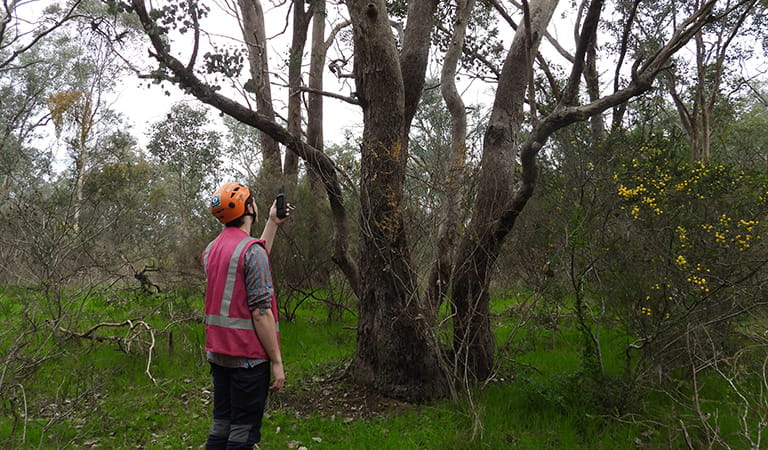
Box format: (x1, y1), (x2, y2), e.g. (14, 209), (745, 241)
(2, 0), (768, 447)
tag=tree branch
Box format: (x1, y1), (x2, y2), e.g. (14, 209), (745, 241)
(490, 0), (575, 63)
(56, 319), (158, 383)
(299, 86), (359, 105)
(129, 0), (361, 297)
(400, 0), (439, 129)
(483, 0), (563, 97)
(425, 0), (475, 314)
(187, 0), (200, 71)
(498, 0), (719, 239)
(0, 1), (86, 70)
(561, 0), (603, 106)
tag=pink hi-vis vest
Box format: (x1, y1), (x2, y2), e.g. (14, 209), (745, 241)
(202, 227), (279, 359)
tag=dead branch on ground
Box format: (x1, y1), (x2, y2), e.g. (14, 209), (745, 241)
(55, 319), (158, 384)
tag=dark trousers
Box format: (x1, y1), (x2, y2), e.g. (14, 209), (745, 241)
(205, 362), (270, 450)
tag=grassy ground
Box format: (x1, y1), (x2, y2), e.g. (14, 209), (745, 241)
(0, 286), (763, 449)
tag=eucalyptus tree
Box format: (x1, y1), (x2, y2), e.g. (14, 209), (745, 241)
(237, 0), (281, 180)
(0, 1), (143, 285)
(146, 101), (222, 241)
(221, 114), (261, 184)
(0, 0), (93, 200)
(79, 131), (167, 268)
(1, 0), (132, 168)
(47, 25), (127, 230)
(665, 0), (765, 162)
(0, 43), (57, 199)
(722, 83), (768, 168)
(116, 0), (749, 400)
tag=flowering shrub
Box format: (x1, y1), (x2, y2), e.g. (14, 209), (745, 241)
(610, 143), (768, 372)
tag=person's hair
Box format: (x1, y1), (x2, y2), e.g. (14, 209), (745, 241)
(224, 195), (254, 227)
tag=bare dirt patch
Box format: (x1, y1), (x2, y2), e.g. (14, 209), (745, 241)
(272, 373), (415, 421)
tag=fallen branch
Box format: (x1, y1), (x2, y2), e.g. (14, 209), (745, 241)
(57, 320), (132, 342)
(55, 319), (157, 384)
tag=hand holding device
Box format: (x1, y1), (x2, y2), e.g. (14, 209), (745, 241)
(276, 185), (287, 219)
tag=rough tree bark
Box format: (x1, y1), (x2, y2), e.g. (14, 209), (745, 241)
(346, 0), (445, 400)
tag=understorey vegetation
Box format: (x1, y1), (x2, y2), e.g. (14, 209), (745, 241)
(2, 142), (767, 446)
(3, 1), (768, 447)
(2, 278), (768, 448)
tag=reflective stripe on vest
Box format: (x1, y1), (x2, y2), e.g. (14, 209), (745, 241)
(202, 241), (214, 277)
(205, 314), (256, 330)
(205, 236), (257, 329)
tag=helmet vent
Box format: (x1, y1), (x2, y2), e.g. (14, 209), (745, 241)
(229, 202), (236, 208)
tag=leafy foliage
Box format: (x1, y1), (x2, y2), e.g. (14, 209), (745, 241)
(203, 47), (245, 79)
(147, 0), (210, 35)
(47, 90), (94, 139)
(432, 0), (505, 78)
(147, 102), (221, 203)
(609, 140), (768, 369)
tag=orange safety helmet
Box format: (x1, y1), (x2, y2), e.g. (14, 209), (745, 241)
(209, 182), (252, 224)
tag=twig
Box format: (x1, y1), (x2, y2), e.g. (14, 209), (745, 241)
(680, 419), (695, 450)
(133, 320), (158, 384)
(299, 86), (359, 105)
(13, 383), (28, 445)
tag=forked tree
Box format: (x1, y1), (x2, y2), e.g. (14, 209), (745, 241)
(120, 0), (749, 400)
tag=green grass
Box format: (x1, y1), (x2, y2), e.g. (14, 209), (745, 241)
(1, 288), (765, 449)
(279, 303), (357, 381)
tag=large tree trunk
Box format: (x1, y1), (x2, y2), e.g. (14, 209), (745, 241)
(445, 0), (704, 391)
(609, 0), (639, 131)
(347, 0), (444, 401)
(399, 0), (439, 132)
(451, 0), (559, 381)
(573, 0), (605, 141)
(238, 0), (282, 179)
(449, 0), (696, 380)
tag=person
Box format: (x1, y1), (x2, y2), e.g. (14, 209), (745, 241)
(202, 182), (291, 449)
